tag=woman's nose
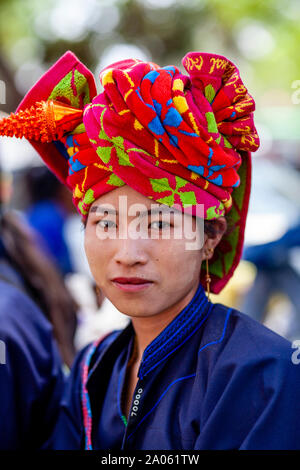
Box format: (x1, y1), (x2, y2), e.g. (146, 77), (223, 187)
(113, 237), (149, 266)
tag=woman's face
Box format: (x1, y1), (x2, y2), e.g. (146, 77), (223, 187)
(84, 185), (210, 319)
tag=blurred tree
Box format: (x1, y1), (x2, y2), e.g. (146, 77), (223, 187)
(0, 0), (299, 113)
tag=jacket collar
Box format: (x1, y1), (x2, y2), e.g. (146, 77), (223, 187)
(87, 282), (212, 384)
(138, 282), (212, 379)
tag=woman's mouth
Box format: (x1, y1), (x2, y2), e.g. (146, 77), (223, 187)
(111, 277), (154, 292)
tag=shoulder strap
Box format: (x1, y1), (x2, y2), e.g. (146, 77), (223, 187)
(80, 332), (113, 450)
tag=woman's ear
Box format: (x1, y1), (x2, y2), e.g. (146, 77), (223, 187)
(203, 217), (227, 259)
(81, 215), (87, 230)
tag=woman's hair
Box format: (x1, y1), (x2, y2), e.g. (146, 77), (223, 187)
(25, 165), (61, 203)
(0, 210), (78, 367)
(204, 218), (227, 238)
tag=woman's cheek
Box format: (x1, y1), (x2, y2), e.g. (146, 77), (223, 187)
(172, 245), (202, 283)
(161, 238), (192, 265)
(84, 236), (103, 273)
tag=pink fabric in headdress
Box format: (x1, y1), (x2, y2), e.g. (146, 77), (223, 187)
(9, 51), (259, 293)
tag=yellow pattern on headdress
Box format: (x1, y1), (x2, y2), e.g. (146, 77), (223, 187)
(172, 79), (184, 92)
(101, 69), (114, 86)
(134, 119), (144, 131)
(173, 96), (188, 114)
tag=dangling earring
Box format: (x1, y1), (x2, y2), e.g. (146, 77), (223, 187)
(205, 248), (213, 301)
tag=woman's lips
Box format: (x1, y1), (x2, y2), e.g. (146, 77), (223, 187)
(111, 277), (153, 292)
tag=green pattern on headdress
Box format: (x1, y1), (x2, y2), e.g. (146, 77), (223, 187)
(107, 173), (125, 187)
(97, 146), (112, 164)
(149, 177), (171, 193)
(223, 136), (233, 149)
(204, 84), (216, 104)
(208, 257), (223, 278)
(208, 157), (248, 280)
(78, 201), (88, 215)
(149, 175), (197, 207)
(205, 112), (218, 134)
(234, 159), (246, 211)
(224, 226), (239, 274)
(77, 188), (95, 216)
(112, 135), (134, 167)
(95, 108), (154, 168)
(206, 204), (223, 220)
(226, 203), (239, 225)
(70, 123), (86, 135)
(179, 191), (197, 206)
(48, 69), (91, 107)
(83, 188), (95, 205)
(97, 109), (114, 164)
(156, 194), (174, 206)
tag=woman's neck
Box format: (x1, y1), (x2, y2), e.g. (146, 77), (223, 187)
(130, 283), (199, 363)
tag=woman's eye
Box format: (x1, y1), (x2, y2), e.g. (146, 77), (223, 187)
(97, 219), (116, 229)
(149, 220), (171, 230)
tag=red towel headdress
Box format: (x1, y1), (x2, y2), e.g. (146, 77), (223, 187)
(0, 51), (259, 293)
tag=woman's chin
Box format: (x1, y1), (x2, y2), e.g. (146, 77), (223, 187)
(112, 301), (156, 319)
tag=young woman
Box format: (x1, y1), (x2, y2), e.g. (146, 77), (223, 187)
(1, 50), (300, 450)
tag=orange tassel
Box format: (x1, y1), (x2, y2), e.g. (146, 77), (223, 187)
(0, 100), (83, 143)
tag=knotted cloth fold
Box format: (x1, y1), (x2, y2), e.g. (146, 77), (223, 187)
(1, 50), (259, 293)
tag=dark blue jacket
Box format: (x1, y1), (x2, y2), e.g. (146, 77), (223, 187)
(53, 282), (300, 450)
(0, 268), (64, 449)
(26, 200), (73, 275)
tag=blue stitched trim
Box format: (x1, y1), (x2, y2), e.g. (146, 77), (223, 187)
(117, 367), (127, 427)
(143, 284), (207, 363)
(81, 341), (99, 450)
(197, 307), (232, 355)
(141, 294), (207, 369)
(87, 331), (120, 380)
(117, 337), (134, 428)
(127, 306), (232, 440)
(139, 302), (214, 380)
(143, 283), (206, 358)
(81, 331), (121, 449)
(127, 374), (196, 440)
(139, 283), (209, 378)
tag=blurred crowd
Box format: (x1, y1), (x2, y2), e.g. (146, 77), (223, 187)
(212, 147), (300, 342)
(0, 160), (129, 370)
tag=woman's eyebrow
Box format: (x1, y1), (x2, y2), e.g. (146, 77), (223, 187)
(90, 206), (117, 215)
(89, 205), (176, 217)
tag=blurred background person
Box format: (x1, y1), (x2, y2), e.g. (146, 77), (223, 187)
(239, 155), (300, 340)
(25, 166), (75, 276)
(241, 220), (300, 340)
(0, 160), (78, 368)
(0, 210), (78, 368)
(0, 160), (77, 448)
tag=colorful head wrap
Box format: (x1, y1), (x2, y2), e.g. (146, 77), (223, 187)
(0, 51), (259, 293)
